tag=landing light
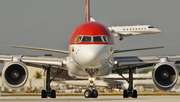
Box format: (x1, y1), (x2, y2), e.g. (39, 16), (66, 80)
(89, 77), (95, 81)
(114, 61), (118, 65)
(92, 78), (95, 81)
(89, 78), (91, 81)
(63, 60), (66, 65)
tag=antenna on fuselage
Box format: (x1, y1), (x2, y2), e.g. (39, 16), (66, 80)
(85, 0), (90, 22)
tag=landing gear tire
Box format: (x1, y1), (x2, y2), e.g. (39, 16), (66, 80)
(41, 66), (62, 98)
(41, 90), (47, 98)
(51, 90), (56, 98)
(119, 37), (123, 41)
(92, 89), (98, 98)
(84, 89), (92, 98)
(132, 90), (137, 98)
(117, 68), (138, 98)
(123, 90), (128, 98)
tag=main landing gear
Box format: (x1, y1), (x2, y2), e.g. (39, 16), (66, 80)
(41, 65), (63, 98)
(119, 37), (123, 41)
(117, 68), (137, 98)
(84, 77), (98, 98)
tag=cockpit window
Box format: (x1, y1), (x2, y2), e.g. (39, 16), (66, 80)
(76, 36), (82, 43)
(107, 36), (111, 43)
(73, 36), (82, 43)
(103, 36), (109, 43)
(148, 26), (154, 28)
(93, 36), (103, 42)
(73, 35), (111, 44)
(82, 36), (92, 42)
(73, 36), (78, 43)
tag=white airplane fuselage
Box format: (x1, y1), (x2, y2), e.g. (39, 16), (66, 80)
(66, 45), (114, 79)
(65, 22), (115, 79)
(109, 25), (161, 37)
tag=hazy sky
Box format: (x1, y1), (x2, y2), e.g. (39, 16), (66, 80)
(0, 0), (180, 71)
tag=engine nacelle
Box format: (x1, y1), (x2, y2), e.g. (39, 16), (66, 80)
(2, 61), (28, 89)
(152, 62), (178, 90)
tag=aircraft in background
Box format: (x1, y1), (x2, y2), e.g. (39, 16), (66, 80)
(0, 0), (179, 99)
(90, 17), (161, 41)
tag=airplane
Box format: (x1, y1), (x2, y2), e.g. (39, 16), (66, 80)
(0, 0), (179, 99)
(90, 17), (161, 41)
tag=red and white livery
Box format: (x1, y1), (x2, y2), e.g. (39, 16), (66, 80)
(0, 0), (179, 99)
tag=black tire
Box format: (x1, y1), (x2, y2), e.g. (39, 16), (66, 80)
(123, 90), (128, 98)
(41, 90), (47, 98)
(51, 90), (56, 98)
(119, 37), (123, 41)
(132, 90), (137, 98)
(84, 89), (92, 98)
(92, 89), (98, 98)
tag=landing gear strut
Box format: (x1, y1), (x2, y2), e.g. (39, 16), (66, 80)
(84, 77), (98, 98)
(41, 66), (63, 98)
(117, 68), (137, 98)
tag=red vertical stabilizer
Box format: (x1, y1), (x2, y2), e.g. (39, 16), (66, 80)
(85, 0), (90, 22)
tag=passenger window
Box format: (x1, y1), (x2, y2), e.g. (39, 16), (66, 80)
(82, 36), (91, 42)
(93, 36), (103, 42)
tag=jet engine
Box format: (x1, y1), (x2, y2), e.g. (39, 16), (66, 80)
(2, 61), (28, 89)
(152, 62), (178, 90)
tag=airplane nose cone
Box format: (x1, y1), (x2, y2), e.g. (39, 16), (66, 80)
(156, 29), (161, 33)
(157, 29), (161, 33)
(73, 45), (110, 68)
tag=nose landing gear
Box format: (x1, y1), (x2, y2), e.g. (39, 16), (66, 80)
(84, 77), (98, 98)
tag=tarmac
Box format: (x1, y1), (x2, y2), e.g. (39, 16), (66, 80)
(0, 96), (180, 102)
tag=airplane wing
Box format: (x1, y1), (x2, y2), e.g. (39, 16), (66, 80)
(10, 45), (69, 55)
(0, 54), (67, 71)
(113, 55), (180, 70)
(113, 32), (133, 37)
(112, 32), (141, 37)
(114, 46), (164, 54)
(112, 54), (180, 91)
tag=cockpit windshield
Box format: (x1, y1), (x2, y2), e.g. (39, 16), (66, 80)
(148, 26), (155, 28)
(73, 36), (83, 43)
(73, 35), (111, 44)
(93, 36), (103, 42)
(82, 36), (91, 42)
(103, 36), (111, 43)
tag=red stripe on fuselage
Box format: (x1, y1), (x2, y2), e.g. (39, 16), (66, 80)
(75, 42), (109, 45)
(69, 22), (114, 45)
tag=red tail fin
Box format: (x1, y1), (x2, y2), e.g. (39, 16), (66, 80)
(85, 0), (90, 22)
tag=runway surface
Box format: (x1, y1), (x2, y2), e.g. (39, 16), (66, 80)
(0, 96), (180, 102)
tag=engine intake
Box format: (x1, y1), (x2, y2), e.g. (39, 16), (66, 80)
(2, 61), (28, 89)
(152, 62), (178, 90)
